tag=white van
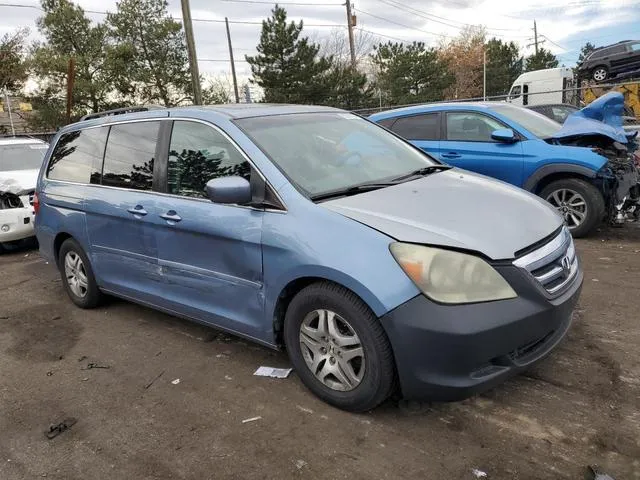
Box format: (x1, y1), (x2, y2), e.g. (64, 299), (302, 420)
(507, 67), (576, 107)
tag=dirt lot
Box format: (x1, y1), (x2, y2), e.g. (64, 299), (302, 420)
(1, 229), (639, 480)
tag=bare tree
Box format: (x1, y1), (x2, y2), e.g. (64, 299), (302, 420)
(314, 28), (376, 68)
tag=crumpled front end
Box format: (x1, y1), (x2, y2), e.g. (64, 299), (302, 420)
(550, 92), (640, 224)
(0, 180), (36, 244)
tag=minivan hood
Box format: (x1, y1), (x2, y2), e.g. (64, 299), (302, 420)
(323, 169), (563, 260)
(0, 169), (39, 195)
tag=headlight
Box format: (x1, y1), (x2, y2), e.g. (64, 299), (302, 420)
(389, 243), (517, 304)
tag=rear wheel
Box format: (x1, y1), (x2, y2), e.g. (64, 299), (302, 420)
(58, 238), (103, 308)
(540, 178), (605, 238)
(592, 66), (608, 82)
(283, 282), (396, 412)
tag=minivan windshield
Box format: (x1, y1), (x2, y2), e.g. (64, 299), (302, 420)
(236, 112), (437, 197)
(489, 104), (562, 138)
(0, 143), (49, 171)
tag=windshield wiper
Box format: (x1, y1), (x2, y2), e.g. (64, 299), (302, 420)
(391, 164), (452, 182)
(310, 182), (398, 201)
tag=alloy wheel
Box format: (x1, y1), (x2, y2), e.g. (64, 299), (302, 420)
(298, 309), (365, 392)
(64, 251), (89, 298)
(593, 68), (607, 81)
(546, 188), (587, 229)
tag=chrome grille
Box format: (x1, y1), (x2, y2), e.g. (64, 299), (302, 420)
(513, 227), (578, 296)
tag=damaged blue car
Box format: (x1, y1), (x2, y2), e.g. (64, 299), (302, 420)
(371, 92), (639, 237)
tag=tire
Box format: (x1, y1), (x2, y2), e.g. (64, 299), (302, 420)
(540, 178), (605, 238)
(283, 281), (396, 412)
(58, 238), (103, 308)
(592, 66), (608, 82)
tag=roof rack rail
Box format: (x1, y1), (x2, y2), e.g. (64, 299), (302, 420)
(80, 105), (165, 122)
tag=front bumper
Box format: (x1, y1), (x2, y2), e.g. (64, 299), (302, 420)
(380, 264), (583, 401)
(0, 204), (35, 243)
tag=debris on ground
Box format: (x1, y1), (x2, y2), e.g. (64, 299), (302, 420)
(588, 465), (616, 480)
(294, 459), (307, 470)
(143, 370), (165, 390)
(241, 416), (262, 424)
(253, 366), (292, 378)
(296, 405), (313, 414)
(82, 362), (111, 370)
(224, 375), (232, 380)
(45, 417), (77, 440)
(77, 356), (87, 362)
(471, 468), (488, 478)
(171, 378), (180, 385)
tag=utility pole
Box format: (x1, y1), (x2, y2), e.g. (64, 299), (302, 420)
(3, 88), (15, 136)
(345, 1), (356, 69)
(533, 20), (539, 55)
(66, 57), (75, 124)
(483, 48), (487, 101)
(181, 0), (202, 105)
(225, 17), (240, 104)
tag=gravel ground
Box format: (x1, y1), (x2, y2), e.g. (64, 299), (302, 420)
(1, 228), (639, 480)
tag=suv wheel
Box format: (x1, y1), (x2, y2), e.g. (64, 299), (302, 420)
(540, 178), (604, 238)
(283, 282), (396, 412)
(58, 238), (103, 308)
(592, 66), (608, 82)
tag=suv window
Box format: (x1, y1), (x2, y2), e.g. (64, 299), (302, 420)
(47, 128), (108, 183)
(168, 121), (250, 198)
(629, 42), (640, 52)
(390, 114), (439, 140)
(101, 121), (160, 190)
(509, 85), (521, 98)
(608, 45), (626, 55)
(446, 112), (505, 142)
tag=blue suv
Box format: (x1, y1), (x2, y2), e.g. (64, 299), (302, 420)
(35, 105), (581, 411)
(370, 100), (638, 237)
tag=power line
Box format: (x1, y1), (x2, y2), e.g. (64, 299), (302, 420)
(220, 0), (342, 5)
(373, 0), (529, 36)
(0, 3), (344, 27)
(355, 27), (412, 43)
(355, 8), (443, 38)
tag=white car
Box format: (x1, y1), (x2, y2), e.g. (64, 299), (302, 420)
(0, 137), (49, 250)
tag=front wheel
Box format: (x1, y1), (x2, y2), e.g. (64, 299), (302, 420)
(284, 282), (396, 412)
(592, 66), (608, 82)
(540, 178), (605, 238)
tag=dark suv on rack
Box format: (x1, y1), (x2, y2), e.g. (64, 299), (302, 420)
(577, 40), (640, 82)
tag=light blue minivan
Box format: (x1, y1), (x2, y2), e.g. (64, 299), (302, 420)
(35, 105), (582, 411)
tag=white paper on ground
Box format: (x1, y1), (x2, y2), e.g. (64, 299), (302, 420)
(253, 366), (292, 379)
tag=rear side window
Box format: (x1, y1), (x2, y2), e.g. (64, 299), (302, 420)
(391, 113), (439, 140)
(101, 122), (160, 190)
(376, 118), (396, 129)
(629, 42), (640, 52)
(608, 45), (626, 55)
(167, 121), (250, 198)
(47, 128), (107, 183)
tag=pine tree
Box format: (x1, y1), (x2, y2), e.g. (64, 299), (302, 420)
(246, 5), (332, 104)
(371, 41), (453, 105)
(525, 47), (559, 72)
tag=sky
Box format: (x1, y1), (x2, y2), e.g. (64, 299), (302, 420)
(1, 0), (640, 90)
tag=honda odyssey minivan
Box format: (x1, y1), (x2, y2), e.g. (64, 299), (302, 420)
(35, 105), (582, 411)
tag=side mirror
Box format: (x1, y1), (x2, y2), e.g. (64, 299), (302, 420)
(491, 128), (517, 143)
(205, 176), (252, 205)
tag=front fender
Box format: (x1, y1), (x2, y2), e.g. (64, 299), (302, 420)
(523, 162), (601, 192)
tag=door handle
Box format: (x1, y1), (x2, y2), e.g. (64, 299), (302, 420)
(127, 205), (147, 216)
(160, 211), (182, 223)
(441, 152), (461, 159)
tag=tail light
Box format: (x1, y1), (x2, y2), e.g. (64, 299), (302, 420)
(33, 192), (40, 214)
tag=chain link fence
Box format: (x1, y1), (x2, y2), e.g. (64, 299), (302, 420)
(352, 81), (640, 119)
